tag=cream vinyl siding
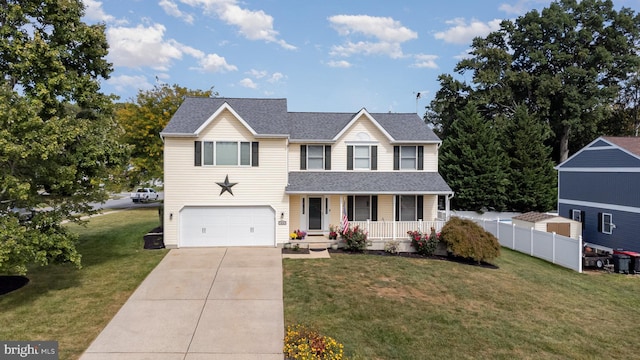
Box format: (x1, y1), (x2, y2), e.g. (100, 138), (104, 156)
(163, 111), (289, 247)
(288, 115), (439, 172)
(422, 144), (438, 172)
(333, 115), (394, 171)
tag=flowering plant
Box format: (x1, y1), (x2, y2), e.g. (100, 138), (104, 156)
(290, 229), (307, 240)
(341, 225), (369, 252)
(284, 324), (344, 360)
(408, 227), (439, 256)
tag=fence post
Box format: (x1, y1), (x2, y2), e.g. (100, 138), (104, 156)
(578, 235), (583, 273)
(512, 224), (516, 249)
(552, 232), (556, 264)
(530, 228), (534, 256)
(495, 219), (499, 239)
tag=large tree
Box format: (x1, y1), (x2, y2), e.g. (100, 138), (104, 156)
(439, 103), (510, 211)
(429, 0), (640, 163)
(0, 0), (127, 274)
(502, 105), (557, 212)
(116, 83), (216, 186)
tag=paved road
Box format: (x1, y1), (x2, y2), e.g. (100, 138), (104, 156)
(89, 192), (164, 211)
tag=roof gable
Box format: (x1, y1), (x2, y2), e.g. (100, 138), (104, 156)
(161, 97), (289, 137)
(332, 109), (394, 142)
(556, 136), (640, 169)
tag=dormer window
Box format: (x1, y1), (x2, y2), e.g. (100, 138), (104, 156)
(347, 145), (377, 170)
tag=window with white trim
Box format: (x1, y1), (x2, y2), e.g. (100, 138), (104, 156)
(203, 141), (251, 166)
(307, 145), (324, 170)
(354, 146), (370, 169)
(601, 213), (613, 234)
(400, 146), (417, 169)
(571, 209), (582, 222)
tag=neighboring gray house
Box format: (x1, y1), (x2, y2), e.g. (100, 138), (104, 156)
(556, 136), (640, 252)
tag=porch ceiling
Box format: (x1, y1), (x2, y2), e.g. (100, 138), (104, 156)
(285, 171), (453, 194)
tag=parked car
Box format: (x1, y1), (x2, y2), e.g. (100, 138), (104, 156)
(130, 188), (159, 203)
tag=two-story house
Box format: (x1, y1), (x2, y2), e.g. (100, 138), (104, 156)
(556, 136), (640, 252)
(160, 97), (453, 248)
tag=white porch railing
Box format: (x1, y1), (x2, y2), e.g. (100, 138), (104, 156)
(351, 220), (446, 241)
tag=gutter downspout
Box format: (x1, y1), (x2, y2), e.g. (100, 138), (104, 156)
(446, 193), (454, 221)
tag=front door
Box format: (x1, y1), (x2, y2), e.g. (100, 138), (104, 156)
(308, 197), (322, 230)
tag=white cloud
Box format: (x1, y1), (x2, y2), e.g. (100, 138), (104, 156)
(159, 0), (195, 24)
(107, 23), (235, 74)
(329, 15), (418, 43)
(247, 69), (268, 79)
(328, 15), (417, 59)
(331, 41), (405, 59)
(197, 54), (238, 73)
(434, 18), (502, 45)
(107, 24), (184, 70)
(412, 54), (439, 69)
(268, 72), (284, 83)
(107, 74), (153, 93)
(178, 0), (295, 49)
(83, 0), (122, 24)
(239, 78), (258, 89)
(327, 60), (352, 68)
(454, 48), (474, 60)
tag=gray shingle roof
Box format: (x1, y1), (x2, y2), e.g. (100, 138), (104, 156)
(162, 97), (289, 135)
(162, 97), (441, 142)
(285, 171), (453, 194)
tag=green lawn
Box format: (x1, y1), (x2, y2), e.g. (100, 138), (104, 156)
(0, 209), (168, 360)
(283, 250), (640, 359)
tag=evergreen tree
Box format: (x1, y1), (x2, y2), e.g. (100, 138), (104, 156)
(439, 103), (509, 211)
(502, 105), (557, 212)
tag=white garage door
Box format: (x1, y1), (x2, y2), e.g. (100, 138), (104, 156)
(180, 206), (275, 247)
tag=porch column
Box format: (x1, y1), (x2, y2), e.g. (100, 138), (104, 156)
(392, 195), (397, 241)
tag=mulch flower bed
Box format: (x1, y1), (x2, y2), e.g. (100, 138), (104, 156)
(0, 276), (29, 296)
(327, 249), (499, 269)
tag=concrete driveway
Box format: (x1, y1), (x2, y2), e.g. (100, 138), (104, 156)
(81, 247), (284, 360)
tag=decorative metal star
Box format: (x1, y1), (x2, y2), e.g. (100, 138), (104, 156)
(216, 175), (238, 196)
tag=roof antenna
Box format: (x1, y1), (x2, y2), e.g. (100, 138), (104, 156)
(414, 91), (428, 114)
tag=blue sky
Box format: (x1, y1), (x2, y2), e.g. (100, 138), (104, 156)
(84, 0), (640, 113)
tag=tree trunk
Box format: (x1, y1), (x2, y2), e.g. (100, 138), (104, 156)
(559, 125), (571, 163)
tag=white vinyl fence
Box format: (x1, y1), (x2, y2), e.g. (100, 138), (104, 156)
(473, 219), (583, 273)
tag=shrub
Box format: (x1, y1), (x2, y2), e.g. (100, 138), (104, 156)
(284, 324), (345, 360)
(341, 225), (368, 252)
(384, 240), (401, 254)
(439, 217), (500, 263)
(407, 228), (438, 256)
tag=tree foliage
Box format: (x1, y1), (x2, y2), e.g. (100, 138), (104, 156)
(0, 0), (127, 274)
(428, 0), (640, 163)
(116, 83), (216, 185)
(502, 105), (557, 212)
(439, 103), (510, 211)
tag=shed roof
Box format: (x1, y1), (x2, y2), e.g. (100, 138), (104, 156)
(512, 212), (559, 223)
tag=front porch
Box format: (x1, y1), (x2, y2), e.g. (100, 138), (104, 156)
(285, 219), (447, 252)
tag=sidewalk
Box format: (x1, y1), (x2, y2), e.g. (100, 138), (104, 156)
(81, 247), (284, 360)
